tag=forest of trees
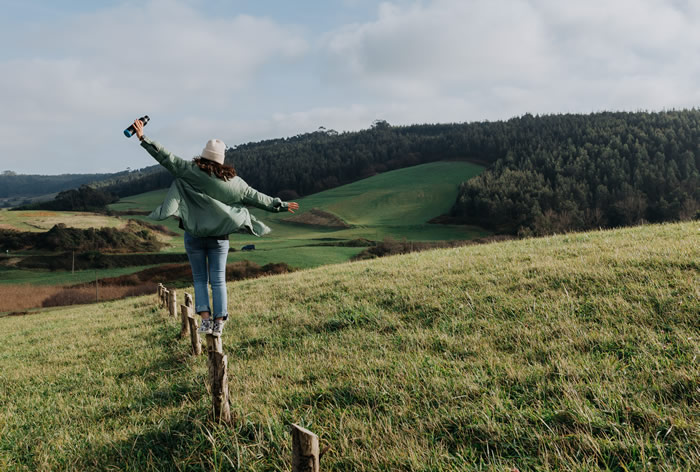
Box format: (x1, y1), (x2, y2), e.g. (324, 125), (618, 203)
(218, 111), (700, 235)
(451, 111), (700, 234)
(0, 171), (116, 198)
(92, 165), (174, 197)
(32, 110), (700, 236)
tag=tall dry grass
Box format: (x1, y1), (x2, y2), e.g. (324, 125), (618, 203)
(0, 284), (63, 312)
(0, 283), (154, 313)
(40, 284), (155, 308)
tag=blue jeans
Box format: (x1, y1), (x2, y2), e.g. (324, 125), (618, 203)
(184, 232), (229, 320)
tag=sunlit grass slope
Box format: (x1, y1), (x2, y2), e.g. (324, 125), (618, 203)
(276, 160), (484, 226)
(1, 221), (697, 471)
(0, 209), (125, 232)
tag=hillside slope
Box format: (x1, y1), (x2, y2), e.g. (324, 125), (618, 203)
(278, 160), (484, 226)
(1, 222), (697, 471)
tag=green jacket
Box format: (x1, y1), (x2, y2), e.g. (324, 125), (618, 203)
(140, 136), (288, 237)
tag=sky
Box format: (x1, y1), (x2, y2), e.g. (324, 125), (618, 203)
(1, 0), (700, 175)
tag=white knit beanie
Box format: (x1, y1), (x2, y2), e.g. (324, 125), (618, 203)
(200, 139), (226, 165)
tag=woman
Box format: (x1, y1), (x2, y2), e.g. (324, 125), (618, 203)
(132, 119), (299, 337)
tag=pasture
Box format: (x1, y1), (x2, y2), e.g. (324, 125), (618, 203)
(1, 221), (697, 470)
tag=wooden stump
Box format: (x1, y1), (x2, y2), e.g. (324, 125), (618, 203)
(156, 283), (163, 304)
(187, 310), (202, 356)
(291, 424), (320, 472)
(206, 334), (231, 423)
(168, 289), (177, 317)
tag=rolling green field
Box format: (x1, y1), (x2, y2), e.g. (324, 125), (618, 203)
(1, 221), (697, 471)
(107, 161), (488, 261)
(265, 160), (485, 226)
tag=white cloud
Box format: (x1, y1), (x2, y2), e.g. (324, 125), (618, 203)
(3, 0), (700, 174)
(323, 0), (554, 98)
(322, 0), (700, 112)
(0, 0), (308, 173)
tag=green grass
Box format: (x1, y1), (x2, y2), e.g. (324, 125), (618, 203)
(227, 245), (365, 269)
(1, 221), (697, 471)
(0, 209), (125, 232)
(0, 265), (160, 286)
(107, 188), (177, 213)
(272, 160), (484, 226)
(247, 160), (487, 242)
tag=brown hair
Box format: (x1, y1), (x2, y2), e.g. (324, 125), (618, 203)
(193, 157), (237, 181)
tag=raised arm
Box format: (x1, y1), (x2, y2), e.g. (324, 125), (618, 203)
(132, 119), (189, 178)
(238, 178), (299, 213)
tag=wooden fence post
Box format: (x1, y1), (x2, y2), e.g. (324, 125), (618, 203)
(187, 307), (202, 356)
(169, 289), (177, 317)
(163, 289), (169, 311)
(156, 283), (162, 303)
(179, 293), (193, 339)
(291, 424), (320, 472)
(179, 304), (190, 338)
(206, 334), (231, 423)
(158, 284), (164, 306)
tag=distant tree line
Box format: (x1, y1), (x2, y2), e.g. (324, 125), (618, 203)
(13, 185), (118, 212)
(0, 172), (116, 198)
(42, 110), (700, 236)
(92, 165), (174, 197)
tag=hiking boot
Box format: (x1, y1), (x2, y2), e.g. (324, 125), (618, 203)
(198, 318), (213, 335)
(212, 319), (226, 337)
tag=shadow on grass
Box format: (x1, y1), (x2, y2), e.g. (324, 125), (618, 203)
(75, 319), (214, 471)
(77, 415), (212, 471)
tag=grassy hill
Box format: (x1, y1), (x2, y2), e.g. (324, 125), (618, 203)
(1, 221), (697, 471)
(276, 161), (485, 226)
(107, 161), (489, 263)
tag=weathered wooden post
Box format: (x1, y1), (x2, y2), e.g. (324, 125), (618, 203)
(291, 424), (320, 472)
(169, 289), (177, 317)
(162, 289), (169, 311)
(179, 305), (190, 338)
(187, 306), (202, 356)
(206, 334), (231, 423)
(179, 293), (193, 338)
(156, 283), (163, 304)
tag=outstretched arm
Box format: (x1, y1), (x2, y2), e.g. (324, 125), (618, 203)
(132, 119), (188, 178)
(238, 178), (299, 213)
